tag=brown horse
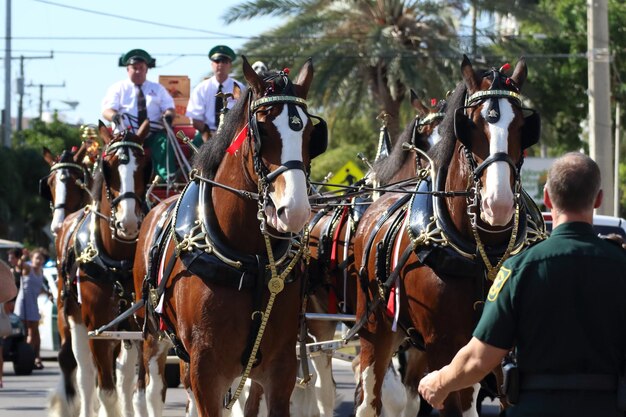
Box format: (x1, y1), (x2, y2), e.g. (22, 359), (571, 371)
(300, 94), (446, 417)
(49, 121), (152, 417)
(131, 56), (326, 417)
(351, 55), (543, 417)
(40, 143), (92, 235)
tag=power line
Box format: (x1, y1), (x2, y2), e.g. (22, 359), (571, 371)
(33, 0), (246, 38)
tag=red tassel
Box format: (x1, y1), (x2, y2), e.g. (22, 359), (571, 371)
(430, 98), (437, 107)
(282, 68), (290, 75)
(71, 146), (78, 152)
(226, 124), (249, 155)
(500, 63), (511, 73)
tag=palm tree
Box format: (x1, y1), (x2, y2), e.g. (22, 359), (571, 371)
(225, 0), (462, 140)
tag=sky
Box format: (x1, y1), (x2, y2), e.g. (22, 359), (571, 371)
(1, 0), (284, 125)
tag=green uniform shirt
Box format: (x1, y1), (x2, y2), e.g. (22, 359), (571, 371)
(475, 222), (626, 371)
(473, 222), (626, 415)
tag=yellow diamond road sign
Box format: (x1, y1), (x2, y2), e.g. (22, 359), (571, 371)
(326, 161), (365, 193)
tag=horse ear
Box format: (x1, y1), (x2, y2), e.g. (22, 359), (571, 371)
(42, 147), (55, 166)
(294, 58), (313, 99)
(242, 55), (264, 95)
(410, 89), (428, 118)
(511, 57), (528, 90)
(74, 141), (88, 164)
(461, 54), (479, 94)
(136, 119), (150, 142)
(99, 120), (112, 145)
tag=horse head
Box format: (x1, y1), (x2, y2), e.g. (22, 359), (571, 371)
(453, 55), (540, 227)
(410, 89), (447, 149)
(97, 119), (151, 241)
(241, 56), (327, 233)
(41, 143), (91, 235)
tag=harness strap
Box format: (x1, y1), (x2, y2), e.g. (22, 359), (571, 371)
(343, 243), (414, 342)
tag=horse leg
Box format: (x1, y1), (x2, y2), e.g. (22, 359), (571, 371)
(189, 353), (232, 417)
(262, 357), (298, 417)
(90, 339), (122, 417)
(380, 361), (406, 417)
(144, 335), (172, 417)
(400, 348), (427, 417)
(68, 316), (98, 417)
(308, 320), (337, 417)
(426, 344), (479, 417)
(243, 380), (266, 417)
(134, 340), (148, 417)
(116, 340), (139, 417)
(354, 318), (399, 417)
(49, 302), (79, 417)
(181, 360), (198, 417)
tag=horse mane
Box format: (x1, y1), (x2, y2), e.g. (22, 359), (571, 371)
(372, 118), (420, 185)
(428, 81), (467, 170)
(192, 86), (249, 180)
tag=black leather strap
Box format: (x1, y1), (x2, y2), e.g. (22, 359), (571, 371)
(522, 373), (617, 391)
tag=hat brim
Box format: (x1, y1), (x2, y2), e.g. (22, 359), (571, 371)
(210, 53), (234, 62)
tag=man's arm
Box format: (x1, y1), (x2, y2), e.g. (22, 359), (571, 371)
(418, 337), (509, 409)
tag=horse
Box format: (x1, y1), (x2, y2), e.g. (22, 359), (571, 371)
(301, 93), (447, 417)
(49, 120), (152, 417)
(131, 56), (327, 417)
(351, 55), (543, 417)
(40, 143), (92, 235)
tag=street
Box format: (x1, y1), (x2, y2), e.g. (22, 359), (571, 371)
(0, 350), (501, 416)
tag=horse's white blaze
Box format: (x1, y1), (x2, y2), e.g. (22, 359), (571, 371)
(267, 105), (311, 233)
(355, 364), (378, 417)
(146, 340), (169, 417)
(51, 170), (68, 234)
(461, 383), (481, 417)
(480, 99), (515, 226)
(428, 125), (442, 146)
(116, 150), (141, 239)
(68, 317), (98, 417)
(380, 365), (406, 417)
(116, 343), (138, 417)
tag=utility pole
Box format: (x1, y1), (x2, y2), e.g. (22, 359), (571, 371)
(615, 102), (621, 216)
(587, 0), (613, 215)
(3, 0), (11, 147)
(26, 81), (65, 119)
(15, 52), (54, 131)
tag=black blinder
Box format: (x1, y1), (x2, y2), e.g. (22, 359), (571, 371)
(521, 110), (541, 150)
(39, 176), (53, 201)
(309, 115), (328, 159)
(454, 107), (474, 148)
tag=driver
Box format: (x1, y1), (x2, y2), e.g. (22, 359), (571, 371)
(101, 48), (177, 182)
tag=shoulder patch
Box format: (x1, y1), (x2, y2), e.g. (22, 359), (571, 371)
(487, 266), (512, 302)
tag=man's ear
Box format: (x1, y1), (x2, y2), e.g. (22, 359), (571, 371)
(594, 189), (603, 209)
(543, 186), (553, 209)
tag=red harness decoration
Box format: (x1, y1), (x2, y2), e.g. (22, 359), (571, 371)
(226, 124), (249, 155)
(327, 206), (349, 314)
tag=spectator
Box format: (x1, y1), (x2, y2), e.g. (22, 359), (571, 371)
(14, 248), (50, 370)
(186, 45), (244, 143)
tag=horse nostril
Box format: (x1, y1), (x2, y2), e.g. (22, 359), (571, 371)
(276, 206), (286, 219)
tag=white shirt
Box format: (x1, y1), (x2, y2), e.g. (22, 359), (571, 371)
(102, 79), (174, 131)
(185, 76), (244, 130)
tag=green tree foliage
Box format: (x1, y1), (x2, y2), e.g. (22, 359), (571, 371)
(0, 114), (82, 247)
(225, 0), (462, 141)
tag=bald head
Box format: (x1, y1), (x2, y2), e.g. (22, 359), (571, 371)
(545, 152), (601, 214)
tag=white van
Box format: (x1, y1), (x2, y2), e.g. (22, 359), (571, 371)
(542, 212), (626, 238)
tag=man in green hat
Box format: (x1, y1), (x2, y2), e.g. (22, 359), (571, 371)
(102, 48), (177, 182)
(186, 45), (244, 143)
(418, 152), (626, 416)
